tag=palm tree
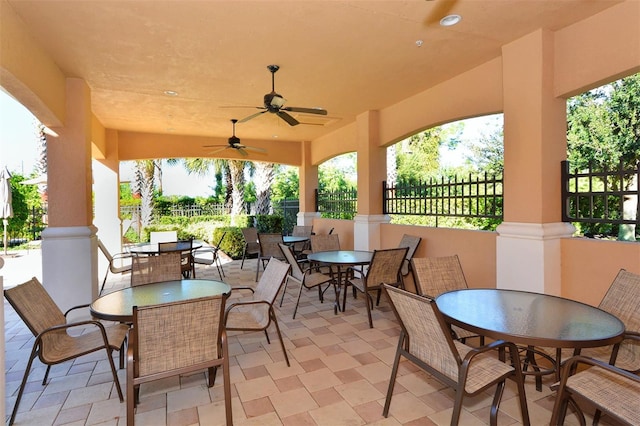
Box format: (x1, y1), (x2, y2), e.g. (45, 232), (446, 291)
(253, 161), (275, 214)
(134, 160), (157, 227)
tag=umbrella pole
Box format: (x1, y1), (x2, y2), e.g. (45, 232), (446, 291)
(3, 219), (7, 255)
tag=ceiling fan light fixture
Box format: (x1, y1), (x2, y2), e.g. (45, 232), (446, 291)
(440, 14), (461, 26)
(270, 94), (286, 108)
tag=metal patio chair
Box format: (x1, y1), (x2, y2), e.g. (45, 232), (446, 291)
(240, 227), (260, 269)
(4, 277), (128, 426)
(98, 238), (134, 295)
(382, 284), (530, 426)
(346, 247), (408, 328)
(130, 251), (183, 286)
(255, 232), (285, 281)
(278, 243), (334, 317)
(224, 258), (291, 366)
(127, 294), (232, 426)
(194, 231), (227, 279)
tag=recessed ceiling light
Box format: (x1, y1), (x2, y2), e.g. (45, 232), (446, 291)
(272, 135), (279, 138)
(440, 14), (461, 27)
(163, 90), (178, 96)
(415, 40), (424, 47)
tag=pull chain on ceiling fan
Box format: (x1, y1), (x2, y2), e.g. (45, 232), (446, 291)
(238, 64), (328, 126)
(203, 119), (267, 157)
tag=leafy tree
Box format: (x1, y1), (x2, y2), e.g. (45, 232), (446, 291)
(272, 166), (299, 201)
(464, 118), (504, 175)
(567, 73), (640, 240)
(396, 128), (448, 184)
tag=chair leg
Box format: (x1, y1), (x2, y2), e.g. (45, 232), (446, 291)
(264, 329), (271, 344)
(100, 270), (110, 296)
(293, 282), (305, 319)
(279, 276), (289, 307)
(9, 348), (38, 426)
(489, 381), (506, 426)
(106, 347), (124, 402)
(42, 365), (52, 385)
(270, 308), (290, 367)
(221, 338), (233, 426)
(382, 335), (404, 417)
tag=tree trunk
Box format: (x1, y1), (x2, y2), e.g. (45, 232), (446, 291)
(254, 162), (275, 215)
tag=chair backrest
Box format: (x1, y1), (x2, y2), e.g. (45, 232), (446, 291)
(131, 252), (183, 286)
(257, 233), (284, 258)
(241, 227), (259, 251)
(366, 247), (408, 288)
(310, 234), (340, 252)
(599, 269), (640, 335)
(411, 255), (468, 298)
(397, 234), (422, 276)
(383, 284), (461, 382)
(4, 277), (65, 337)
(253, 258), (291, 304)
(279, 243), (304, 282)
(97, 239), (114, 263)
(292, 225), (313, 237)
(132, 294), (226, 377)
(214, 231), (227, 249)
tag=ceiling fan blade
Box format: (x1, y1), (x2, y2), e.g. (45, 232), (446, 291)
(277, 111), (300, 126)
(244, 146), (268, 154)
(207, 146), (229, 155)
(203, 144), (228, 148)
(239, 110), (267, 123)
(284, 106), (328, 116)
(237, 147), (249, 157)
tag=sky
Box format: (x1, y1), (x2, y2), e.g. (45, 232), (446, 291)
(0, 90), (216, 197)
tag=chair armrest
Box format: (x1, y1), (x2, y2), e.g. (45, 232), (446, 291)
(112, 252), (135, 262)
(224, 300), (271, 324)
(231, 286), (255, 294)
(562, 355), (640, 384)
(64, 303), (91, 317)
(461, 339), (522, 370)
(34, 319), (111, 344)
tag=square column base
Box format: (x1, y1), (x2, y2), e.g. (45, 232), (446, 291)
(353, 214), (391, 251)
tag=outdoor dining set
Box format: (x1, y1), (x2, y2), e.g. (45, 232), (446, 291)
(4, 226), (639, 425)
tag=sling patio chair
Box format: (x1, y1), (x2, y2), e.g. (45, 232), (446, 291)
(278, 243), (335, 317)
(159, 238), (195, 278)
(4, 277), (129, 426)
(98, 238), (134, 295)
(194, 231), (227, 279)
(550, 354), (640, 426)
(397, 234), (422, 280)
(291, 225), (313, 255)
(346, 247), (408, 328)
(255, 232), (285, 281)
(240, 227), (260, 269)
(538, 268), (640, 395)
(224, 258), (292, 366)
(130, 251), (183, 286)
(127, 294), (232, 426)
(411, 255), (483, 345)
(382, 284), (530, 426)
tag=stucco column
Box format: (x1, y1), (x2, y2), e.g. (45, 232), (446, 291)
(353, 110), (390, 250)
(497, 29), (574, 294)
(93, 160), (124, 275)
(298, 140), (320, 226)
(42, 78), (98, 312)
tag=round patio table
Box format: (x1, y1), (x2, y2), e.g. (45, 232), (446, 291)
(436, 288), (625, 390)
(282, 235), (309, 245)
(128, 240), (203, 255)
(307, 250), (373, 313)
(90, 279), (231, 322)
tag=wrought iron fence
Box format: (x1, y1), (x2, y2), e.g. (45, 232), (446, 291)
(315, 189), (357, 220)
(561, 160), (640, 228)
(383, 174), (503, 220)
(273, 199), (300, 234)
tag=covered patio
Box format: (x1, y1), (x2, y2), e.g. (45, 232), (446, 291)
(4, 257), (622, 425)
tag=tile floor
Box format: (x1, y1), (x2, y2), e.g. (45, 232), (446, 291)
(4, 254), (619, 425)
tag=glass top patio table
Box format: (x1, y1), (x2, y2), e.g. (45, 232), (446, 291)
(282, 235), (309, 244)
(435, 288), (625, 349)
(306, 250), (373, 313)
(128, 240), (203, 255)
(90, 279), (231, 322)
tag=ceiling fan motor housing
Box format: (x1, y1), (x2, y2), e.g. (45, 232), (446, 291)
(228, 135), (241, 145)
(264, 93), (285, 111)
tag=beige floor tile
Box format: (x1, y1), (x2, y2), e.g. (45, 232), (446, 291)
(265, 358), (305, 380)
(235, 411), (283, 426)
(298, 368), (342, 393)
(235, 349), (274, 369)
(198, 397), (245, 426)
(269, 387), (319, 418)
(290, 344), (326, 363)
(308, 400), (366, 426)
(167, 384), (212, 413)
(235, 376), (279, 402)
(356, 362), (393, 385)
(384, 391), (436, 424)
(322, 352), (362, 372)
(335, 379), (385, 407)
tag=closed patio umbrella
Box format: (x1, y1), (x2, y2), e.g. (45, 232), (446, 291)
(1, 166), (14, 255)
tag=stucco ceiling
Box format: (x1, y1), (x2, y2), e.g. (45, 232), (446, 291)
(5, 0), (622, 145)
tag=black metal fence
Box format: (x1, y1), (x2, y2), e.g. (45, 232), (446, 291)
(383, 174), (503, 220)
(561, 160), (640, 229)
(273, 199), (300, 234)
(4, 206), (47, 246)
(315, 188), (357, 220)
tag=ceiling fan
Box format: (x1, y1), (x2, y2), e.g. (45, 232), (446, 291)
(203, 119), (267, 157)
(238, 64), (328, 126)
